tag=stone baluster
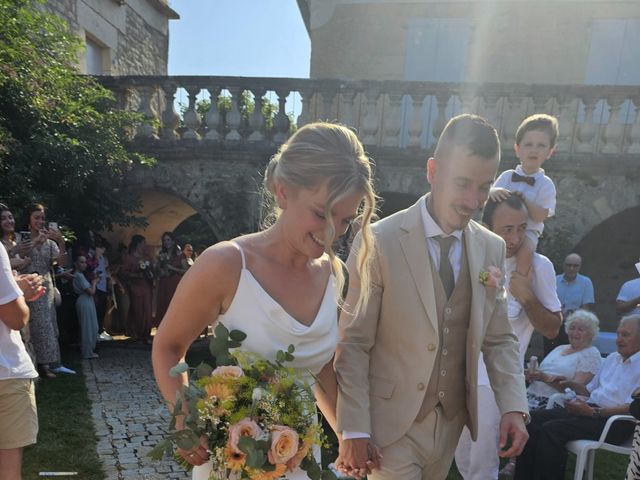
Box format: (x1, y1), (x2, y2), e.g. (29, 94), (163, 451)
(321, 88), (337, 120)
(628, 96), (640, 154)
(248, 87), (266, 141)
(459, 90), (479, 114)
(160, 83), (180, 140)
(530, 93), (550, 116)
(481, 92), (501, 130)
(601, 95), (625, 154)
(554, 95), (577, 154)
(182, 86), (202, 140)
(273, 89), (291, 143)
(408, 91), (425, 148)
(204, 86), (222, 141)
(383, 92), (403, 147)
(361, 87), (380, 146)
(296, 87), (314, 128)
(225, 86), (243, 141)
(432, 92), (450, 142)
(339, 88), (357, 128)
(503, 93), (525, 146)
(135, 85), (159, 139)
(576, 96), (598, 154)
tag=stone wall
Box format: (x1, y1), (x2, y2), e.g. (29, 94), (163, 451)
(42, 0), (177, 75)
(303, 0), (640, 83)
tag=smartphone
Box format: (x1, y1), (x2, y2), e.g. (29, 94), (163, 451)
(48, 222), (58, 231)
(18, 231), (31, 242)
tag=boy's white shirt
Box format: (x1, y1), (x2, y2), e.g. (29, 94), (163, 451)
(494, 165), (556, 236)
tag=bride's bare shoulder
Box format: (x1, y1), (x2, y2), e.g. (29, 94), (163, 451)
(190, 241), (243, 278)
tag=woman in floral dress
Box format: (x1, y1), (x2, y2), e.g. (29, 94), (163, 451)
(20, 203), (70, 378)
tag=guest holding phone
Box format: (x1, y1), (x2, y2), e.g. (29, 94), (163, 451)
(20, 203), (74, 378)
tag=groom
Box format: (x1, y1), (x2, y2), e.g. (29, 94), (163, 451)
(335, 114), (529, 479)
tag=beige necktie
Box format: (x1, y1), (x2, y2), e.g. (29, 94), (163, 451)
(435, 235), (455, 299)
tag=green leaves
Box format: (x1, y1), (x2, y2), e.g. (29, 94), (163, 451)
(209, 324), (246, 366)
(276, 344), (296, 364)
(238, 437), (268, 469)
(0, 0), (150, 231)
(169, 362), (189, 377)
(301, 456), (337, 480)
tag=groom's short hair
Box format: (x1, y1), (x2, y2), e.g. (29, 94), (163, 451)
(482, 194), (527, 230)
(434, 114), (500, 162)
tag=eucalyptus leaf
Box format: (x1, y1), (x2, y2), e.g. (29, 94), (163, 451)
(214, 323), (230, 339)
(227, 340), (242, 348)
(276, 350), (286, 363)
(285, 352), (295, 362)
(229, 329), (247, 342)
(169, 362), (189, 377)
(321, 469), (338, 480)
(194, 362), (214, 378)
(287, 344), (295, 353)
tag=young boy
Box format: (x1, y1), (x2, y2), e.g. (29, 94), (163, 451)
(490, 113), (558, 289)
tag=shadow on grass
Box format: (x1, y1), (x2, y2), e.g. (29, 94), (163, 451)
(22, 352), (105, 480)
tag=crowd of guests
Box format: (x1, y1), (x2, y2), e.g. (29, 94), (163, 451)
(2, 112), (640, 480)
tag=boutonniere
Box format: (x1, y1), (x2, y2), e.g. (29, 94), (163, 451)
(479, 266), (503, 288)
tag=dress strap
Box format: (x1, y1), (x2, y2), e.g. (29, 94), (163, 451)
(229, 241), (246, 270)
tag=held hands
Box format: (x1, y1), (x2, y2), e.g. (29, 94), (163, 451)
(336, 438), (382, 478)
(498, 412), (529, 458)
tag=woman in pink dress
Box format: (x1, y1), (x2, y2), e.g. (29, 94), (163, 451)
(155, 232), (185, 326)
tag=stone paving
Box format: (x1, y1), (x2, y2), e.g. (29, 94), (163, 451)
(84, 343), (189, 480)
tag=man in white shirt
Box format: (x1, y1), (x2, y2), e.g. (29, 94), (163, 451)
(0, 246), (43, 480)
(514, 314), (640, 480)
(454, 194), (562, 480)
(616, 260), (640, 317)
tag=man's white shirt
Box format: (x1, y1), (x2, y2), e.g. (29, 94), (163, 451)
(477, 253), (561, 385)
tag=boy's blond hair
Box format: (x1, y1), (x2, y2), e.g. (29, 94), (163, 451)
(515, 114), (559, 147)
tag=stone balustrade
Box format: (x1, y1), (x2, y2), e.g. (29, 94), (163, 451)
(96, 75), (640, 155)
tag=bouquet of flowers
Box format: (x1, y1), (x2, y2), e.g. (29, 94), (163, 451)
(150, 324), (336, 480)
(139, 259), (154, 280)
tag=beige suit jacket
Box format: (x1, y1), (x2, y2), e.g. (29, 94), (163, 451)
(335, 197), (528, 448)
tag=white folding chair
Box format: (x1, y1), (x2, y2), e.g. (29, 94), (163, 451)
(566, 414), (637, 480)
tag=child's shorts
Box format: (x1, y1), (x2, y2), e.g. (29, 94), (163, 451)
(0, 378), (38, 449)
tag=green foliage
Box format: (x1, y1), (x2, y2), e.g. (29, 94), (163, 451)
(0, 0), (152, 232)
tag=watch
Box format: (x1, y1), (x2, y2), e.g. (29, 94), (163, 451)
(591, 407), (602, 418)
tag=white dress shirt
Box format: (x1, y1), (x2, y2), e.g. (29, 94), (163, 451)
(587, 350), (640, 408)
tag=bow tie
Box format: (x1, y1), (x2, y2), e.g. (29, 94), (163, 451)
(511, 172), (535, 186)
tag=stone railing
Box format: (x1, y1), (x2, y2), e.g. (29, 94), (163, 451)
(97, 75), (640, 155)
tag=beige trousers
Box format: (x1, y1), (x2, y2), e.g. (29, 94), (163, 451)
(370, 406), (468, 480)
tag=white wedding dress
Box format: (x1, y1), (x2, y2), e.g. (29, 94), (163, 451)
(192, 242), (338, 480)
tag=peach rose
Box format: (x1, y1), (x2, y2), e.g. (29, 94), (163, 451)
(211, 365), (244, 379)
(285, 440), (311, 472)
(267, 426), (299, 465)
(228, 418), (263, 454)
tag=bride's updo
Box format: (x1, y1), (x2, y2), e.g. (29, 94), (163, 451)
(263, 122), (377, 316)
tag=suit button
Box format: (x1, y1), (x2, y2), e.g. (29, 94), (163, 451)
(438, 391), (445, 398)
(417, 383), (425, 391)
(442, 348), (448, 356)
(445, 307), (452, 315)
(441, 369), (447, 377)
(444, 327), (450, 334)
(428, 343), (436, 351)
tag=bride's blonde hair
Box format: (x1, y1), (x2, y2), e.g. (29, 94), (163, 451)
(263, 122), (377, 316)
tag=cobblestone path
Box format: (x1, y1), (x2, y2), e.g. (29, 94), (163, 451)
(84, 344), (189, 480)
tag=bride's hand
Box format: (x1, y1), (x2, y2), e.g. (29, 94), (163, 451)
(178, 434), (209, 466)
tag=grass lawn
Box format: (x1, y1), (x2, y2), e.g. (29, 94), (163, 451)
(21, 352), (105, 480)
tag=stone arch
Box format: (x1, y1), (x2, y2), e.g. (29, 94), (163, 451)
(570, 206), (640, 331)
(102, 188), (216, 252)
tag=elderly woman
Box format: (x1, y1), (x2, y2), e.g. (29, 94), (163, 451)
(526, 309), (603, 410)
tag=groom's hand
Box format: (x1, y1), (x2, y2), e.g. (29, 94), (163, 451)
(498, 411), (529, 458)
(337, 438), (380, 478)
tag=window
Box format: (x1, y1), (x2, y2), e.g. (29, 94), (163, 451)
(400, 18), (471, 147)
(85, 36), (106, 75)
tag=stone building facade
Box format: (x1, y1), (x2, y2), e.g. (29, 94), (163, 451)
(298, 0), (640, 86)
(43, 0), (178, 75)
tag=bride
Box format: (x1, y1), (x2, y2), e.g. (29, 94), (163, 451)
(152, 122), (378, 479)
